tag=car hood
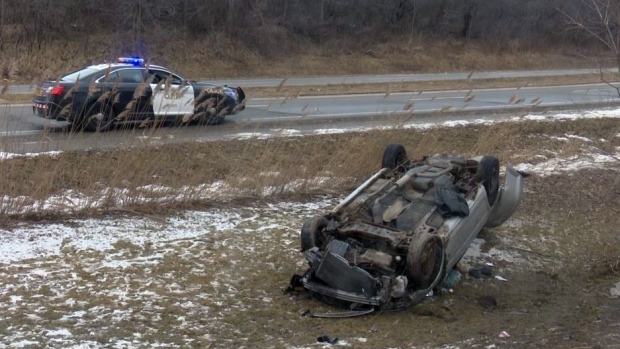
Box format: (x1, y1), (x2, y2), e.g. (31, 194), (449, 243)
(193, 81), (235, 93)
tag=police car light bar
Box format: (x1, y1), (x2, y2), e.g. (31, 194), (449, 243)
(118, 57), (145, 66)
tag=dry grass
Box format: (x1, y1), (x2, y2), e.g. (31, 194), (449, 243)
(0, 35), (610, 84)
(243, 72), (620, 98)
(0, 117), (618, 218)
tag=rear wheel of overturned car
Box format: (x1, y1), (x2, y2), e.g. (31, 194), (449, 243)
(381, 143), (408, 172)
(300, 216), (329, 252)
(84, 103), (115, 132)
(407, 233), (444, 289)
(475, 156), (500, 205)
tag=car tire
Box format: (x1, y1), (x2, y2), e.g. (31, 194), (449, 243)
(195, 106), (224, 125)
(84, 103), (115, 132)
(194, 96), (226, 126)
(475, 156), (500, 205)
(300, 216), (329, 252)
(406, 233), (443, 289)
(381, 143), (408, 171)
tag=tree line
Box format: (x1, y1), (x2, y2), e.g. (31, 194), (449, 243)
(0, 0), (607, 55)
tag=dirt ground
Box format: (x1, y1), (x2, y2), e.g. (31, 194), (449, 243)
(0, 164), (618, 348)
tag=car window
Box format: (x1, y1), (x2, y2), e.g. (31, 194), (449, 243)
(108, 69), (144, 83)
(148, 70), (183, 85)
(60, 67), (102, 82)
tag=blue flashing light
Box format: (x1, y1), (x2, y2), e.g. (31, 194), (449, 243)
(118, 57), (145, 66)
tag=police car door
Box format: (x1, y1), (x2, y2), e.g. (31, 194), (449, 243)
(106, 68), (151, 119)
(149, 70), (194, 118)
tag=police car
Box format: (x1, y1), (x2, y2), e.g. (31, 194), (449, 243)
(32, 57), (246, 132)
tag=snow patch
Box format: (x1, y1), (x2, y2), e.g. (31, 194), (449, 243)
(46, 328), (73, 337)
(514, 153), (620, 176)
(0, 151), (62, 160)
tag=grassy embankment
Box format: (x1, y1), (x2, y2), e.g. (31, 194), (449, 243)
(0, 116), (618, 348)
(0, 37), (617, 216)
(0, 37), (614, 102)
(0, 37), (617, 223)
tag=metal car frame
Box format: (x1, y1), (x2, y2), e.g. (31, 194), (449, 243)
(292, 143), (524, 316)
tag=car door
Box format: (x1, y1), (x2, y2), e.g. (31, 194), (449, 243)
(98, 68), (150, 120)
(148, 69), (194, 119)
(443, 186), (491, 270)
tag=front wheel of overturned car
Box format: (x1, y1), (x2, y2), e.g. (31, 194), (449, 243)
(407, 233), (444, 289)
(300, 216), (329, 252)
(84, 103), (115, 132)
(381, 143), (408, 172)
(475, 156), (500, 206)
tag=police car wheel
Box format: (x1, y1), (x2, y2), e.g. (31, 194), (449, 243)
(84, 103), (114, 132)
(197, 107), (224, 125)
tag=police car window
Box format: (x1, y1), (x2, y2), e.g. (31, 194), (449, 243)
(61, 67), (101, 82)
(110, 69), (143, 83)
(149, 70), (183, 85)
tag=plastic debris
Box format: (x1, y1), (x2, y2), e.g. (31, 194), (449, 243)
(435, 185), (470, 218)
(441, 269), (462, 292)
(495, 275), (508, 282)
(456, 262), (470, 274)
(499, 331), (510, 338)
(469, 266), (493, 279)
(610, 282), (620, 299)
(317, 335), (339, 344)
(309, 308), (374, 318)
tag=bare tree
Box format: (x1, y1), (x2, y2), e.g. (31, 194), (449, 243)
(559, 0), (620, 95)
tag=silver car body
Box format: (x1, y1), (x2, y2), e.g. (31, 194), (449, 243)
(297, 150), (524, 312)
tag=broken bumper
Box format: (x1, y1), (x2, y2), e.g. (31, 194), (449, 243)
(303, 278), (383, 306)
(302, 242), (386, 306)
(486, 163), (524, 228)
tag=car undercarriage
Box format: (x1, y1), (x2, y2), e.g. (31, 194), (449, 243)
(289, 143), (524, 316)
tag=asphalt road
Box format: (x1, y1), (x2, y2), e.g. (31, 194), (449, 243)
(1, 82), (618, 154)
(6, 68), (618, 93)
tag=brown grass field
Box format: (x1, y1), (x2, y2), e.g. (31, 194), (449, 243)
(0, 36), (611, 84)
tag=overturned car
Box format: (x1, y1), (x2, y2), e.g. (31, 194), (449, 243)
(292, 143), (524, 315)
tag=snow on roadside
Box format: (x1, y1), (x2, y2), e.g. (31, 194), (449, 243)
(0, 197), (341, 348)
(0, 146), (618, 265)
(2, 144), (618, 216)
(0, 151), (62, 160)
(268, 106), (620, 138)
(514, 153), (620, 176)
(0, 199), (336, 264)
(4, 106), (620, 161)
